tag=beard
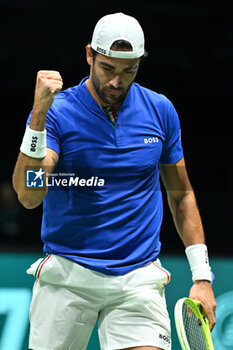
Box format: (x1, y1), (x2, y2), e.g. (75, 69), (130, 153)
(91, 66), (133, 107)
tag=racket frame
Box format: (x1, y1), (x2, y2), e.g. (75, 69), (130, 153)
(174, 297), (214, 350)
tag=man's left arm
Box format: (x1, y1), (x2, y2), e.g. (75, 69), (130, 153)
(159, 156), (216, 330)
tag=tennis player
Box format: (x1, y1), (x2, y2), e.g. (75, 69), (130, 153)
(13, 13), (216, 350)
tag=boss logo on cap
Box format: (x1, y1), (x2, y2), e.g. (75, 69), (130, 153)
(96, 46), (107, 55)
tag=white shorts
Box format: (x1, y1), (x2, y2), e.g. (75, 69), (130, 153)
(27, 254), (171, 350)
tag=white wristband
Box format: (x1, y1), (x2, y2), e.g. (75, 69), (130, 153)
(20, 126), (46, 158)
(185, 244), (212, 282)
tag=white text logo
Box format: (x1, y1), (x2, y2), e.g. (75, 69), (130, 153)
(144, 137), (159, 144)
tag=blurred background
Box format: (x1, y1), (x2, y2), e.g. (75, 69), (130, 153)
(0, 1), (232, 349)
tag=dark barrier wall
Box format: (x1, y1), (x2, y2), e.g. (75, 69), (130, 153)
(0, 253), (233, 350)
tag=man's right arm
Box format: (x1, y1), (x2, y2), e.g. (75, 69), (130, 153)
(12, 70), (63, 209)
(13, 148), (58, 209)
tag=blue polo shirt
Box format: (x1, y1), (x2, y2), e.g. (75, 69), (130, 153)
(27, 77), (183, 275)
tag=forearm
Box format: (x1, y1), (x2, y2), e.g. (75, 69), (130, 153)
(168, 190), (213, 284)
(13, 152), (48, 209)
(13, 71), (62, 209)
(160, 160), (216, 324)
(13, 109), (48, 208)
(167, 190), (205, 247)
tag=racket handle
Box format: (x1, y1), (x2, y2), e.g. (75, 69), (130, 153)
(211, 271), (215, 285)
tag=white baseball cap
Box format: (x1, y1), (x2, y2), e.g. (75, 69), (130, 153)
(91, 12), (145, 59)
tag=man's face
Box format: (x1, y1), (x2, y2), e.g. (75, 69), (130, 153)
(89, 51), (140, 107)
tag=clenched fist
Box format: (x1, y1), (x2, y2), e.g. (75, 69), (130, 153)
(33, 70), (63, 116)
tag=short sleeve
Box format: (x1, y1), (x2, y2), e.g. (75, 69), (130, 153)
(160, 100), (183, 164)
(26, 108), (61, 156)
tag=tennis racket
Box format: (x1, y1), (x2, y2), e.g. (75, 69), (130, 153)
(174, 298), (214, 350)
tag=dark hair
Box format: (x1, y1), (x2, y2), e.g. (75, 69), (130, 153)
(111, 39), (133, 51)
(90, 39), (148, 62)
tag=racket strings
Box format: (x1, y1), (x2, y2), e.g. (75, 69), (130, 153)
(182, 304), (207, 350)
